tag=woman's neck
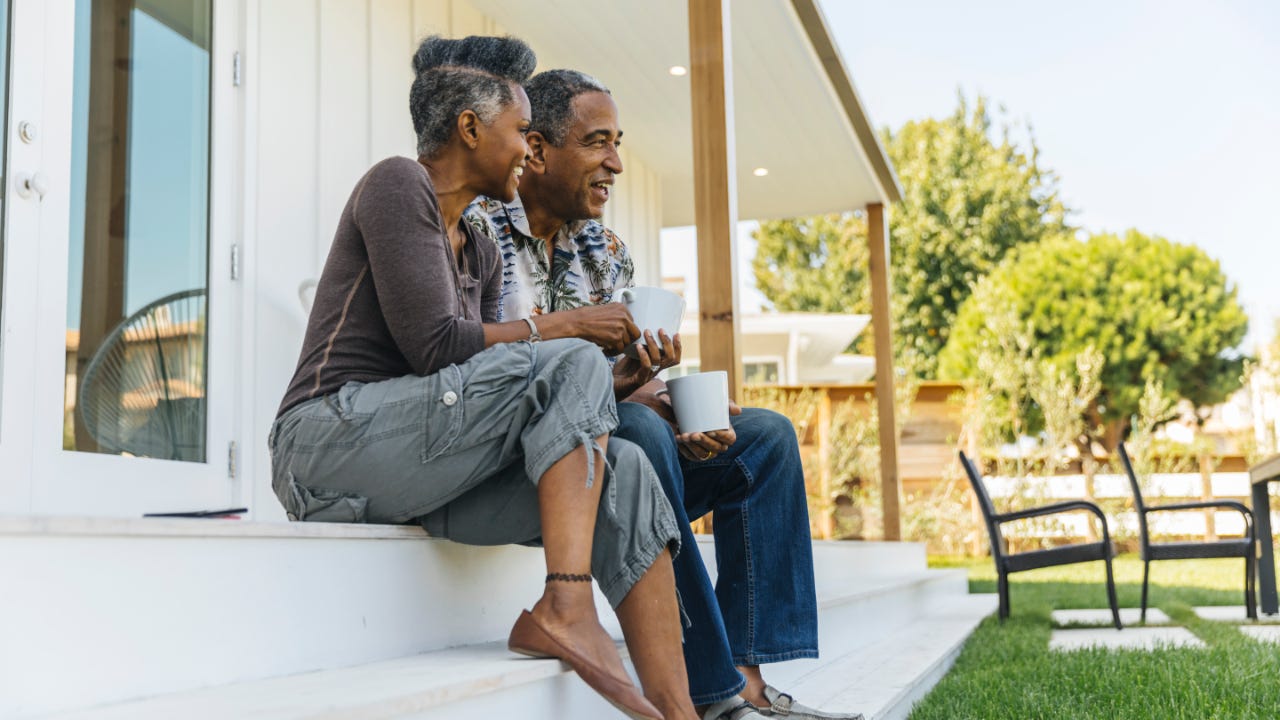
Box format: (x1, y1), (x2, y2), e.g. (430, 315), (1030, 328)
(418, 154), (473, 236)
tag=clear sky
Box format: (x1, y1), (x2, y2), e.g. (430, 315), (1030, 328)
(663, 0), (1279, 350)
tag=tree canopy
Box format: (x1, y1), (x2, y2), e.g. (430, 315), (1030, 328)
(752, 94), (1069, 374)
(938, 230), (1249, 447)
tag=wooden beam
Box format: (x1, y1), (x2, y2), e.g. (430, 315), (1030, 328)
(74, 0), (133, 452)
(687, 0), (742, 399)
(867, 202), (901, 540)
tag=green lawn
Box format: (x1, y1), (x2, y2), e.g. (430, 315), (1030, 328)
(910, 555), (1280, 720)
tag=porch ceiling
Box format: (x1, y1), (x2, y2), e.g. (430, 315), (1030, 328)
(469, 0), (902, 227)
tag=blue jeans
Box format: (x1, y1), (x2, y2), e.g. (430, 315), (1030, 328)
(615, 402), (819, 705)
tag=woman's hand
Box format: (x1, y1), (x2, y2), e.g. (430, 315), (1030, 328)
(613, 331), (681, 399)
(537, 304), (640, 355)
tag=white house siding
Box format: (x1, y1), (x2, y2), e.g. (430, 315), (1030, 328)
(601, 145), (663, 287)
(246, 0), (663, 517)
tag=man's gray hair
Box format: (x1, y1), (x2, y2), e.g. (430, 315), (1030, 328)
(410, 35), (537, 157)
(525, 69), (611, 147)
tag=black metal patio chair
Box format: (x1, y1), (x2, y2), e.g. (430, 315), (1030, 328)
(959, 451), (1122, 628)
(1117, 442), (1256, 621)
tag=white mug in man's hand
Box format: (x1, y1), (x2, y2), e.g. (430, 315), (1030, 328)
(656, 371), (731, 434)
(615, 286), (685, 359)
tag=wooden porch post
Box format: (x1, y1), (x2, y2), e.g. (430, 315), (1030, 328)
(75, 0), (134, 452)
(687, 0), (743, 398)
(867, 202), (901, 540)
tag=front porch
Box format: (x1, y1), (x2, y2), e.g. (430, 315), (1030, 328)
(0, 0), (996, 717)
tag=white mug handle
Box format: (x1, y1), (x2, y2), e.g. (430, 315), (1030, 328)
(619, 288), (635, 304)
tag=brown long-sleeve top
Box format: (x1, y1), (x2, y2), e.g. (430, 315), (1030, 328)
(278, 157), (501, 417)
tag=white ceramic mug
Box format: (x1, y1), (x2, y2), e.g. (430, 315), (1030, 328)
(615, 286), (685, 359)
(657, 371), (731, 434)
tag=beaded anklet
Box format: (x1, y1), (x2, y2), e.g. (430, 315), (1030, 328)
(545, 572), (592, 583)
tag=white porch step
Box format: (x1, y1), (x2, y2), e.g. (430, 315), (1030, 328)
(778, 594), (996, 720)
(42, 642), (627, 720)
(37, 573), (993, 720)
(6, 517), (990, 718)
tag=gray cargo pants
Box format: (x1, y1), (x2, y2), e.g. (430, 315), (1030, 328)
(269, 338), (681, 608)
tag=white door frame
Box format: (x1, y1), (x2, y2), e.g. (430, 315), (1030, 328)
(20, 0), (245, 517)
(0, 0), (60, 513)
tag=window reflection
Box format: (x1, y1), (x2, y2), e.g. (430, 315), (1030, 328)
(64, 0), (211, 461)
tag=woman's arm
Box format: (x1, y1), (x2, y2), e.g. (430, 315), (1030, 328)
(357, 160), (489, 375)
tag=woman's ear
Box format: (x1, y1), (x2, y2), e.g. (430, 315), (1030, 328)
(526, 131), (548, 173)
(456, 109), (481, 150)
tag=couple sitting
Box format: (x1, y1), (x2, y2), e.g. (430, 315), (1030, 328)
(270, 34), (858, 720)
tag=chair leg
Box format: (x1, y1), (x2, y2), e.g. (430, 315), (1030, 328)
(1141, 560), (1151, 624)
(1247, 553), (1258, 620)
(998, 572), (1010, 622)
(1104, 556), (1122, 630)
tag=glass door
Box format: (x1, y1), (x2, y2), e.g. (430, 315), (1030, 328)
(25, 0), (241, 516)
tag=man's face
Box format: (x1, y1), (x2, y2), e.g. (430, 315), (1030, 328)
(537, 92), (624, 222)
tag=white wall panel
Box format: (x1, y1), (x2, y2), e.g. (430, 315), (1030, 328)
(317, 0), (372, 260)
(370, 2), (417, 161)
(602, 146), (662, 287)
(411, 0), (450, 38)
(450, 1), (490, 36)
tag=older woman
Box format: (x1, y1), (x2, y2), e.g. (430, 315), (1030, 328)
(270, 36), (698, 720)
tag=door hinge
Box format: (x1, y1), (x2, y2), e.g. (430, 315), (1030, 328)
(232, 51), (243, 87)
(230, 243), (241, 280)
(228, 441), (239, 479)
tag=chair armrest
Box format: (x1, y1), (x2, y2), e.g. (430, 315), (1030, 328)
(996, 500), (1107, 525)
(996, 501), (1113, 545)
(1145, 500), (1253, 532)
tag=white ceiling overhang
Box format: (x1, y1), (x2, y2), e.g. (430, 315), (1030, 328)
(469, 0), (902, 227)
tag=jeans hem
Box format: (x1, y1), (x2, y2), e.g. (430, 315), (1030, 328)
(689, 675), (749, 707)
(733, 648), (819, 666)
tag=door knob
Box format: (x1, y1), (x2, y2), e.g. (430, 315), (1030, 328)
(15, 172), (49, 200)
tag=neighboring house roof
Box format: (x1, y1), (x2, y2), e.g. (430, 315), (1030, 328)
(468, 0), (902, 226)
(676, 311), (874, 384)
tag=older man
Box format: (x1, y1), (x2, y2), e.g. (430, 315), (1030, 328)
(466, 70), (862, 720)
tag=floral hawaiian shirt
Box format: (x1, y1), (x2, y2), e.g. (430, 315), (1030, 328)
(465, 194), (635, 321)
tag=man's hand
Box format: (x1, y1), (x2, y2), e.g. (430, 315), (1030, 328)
(538, 304), (640, 355)
(676, 401), (742, 462)
(613, 330), (681, 399)
(626, 380), (678, 426)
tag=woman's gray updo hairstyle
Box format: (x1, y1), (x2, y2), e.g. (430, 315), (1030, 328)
(409, 35), (537, 157)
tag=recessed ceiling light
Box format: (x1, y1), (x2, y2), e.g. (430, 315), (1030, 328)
(669, 65), (688, 76)
(752, 167), (769, 177)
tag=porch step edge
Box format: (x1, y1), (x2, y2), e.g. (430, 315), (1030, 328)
(36, 641), (602, 720)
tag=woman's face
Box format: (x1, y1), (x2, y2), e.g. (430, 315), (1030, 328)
(475, 85), (532, 203)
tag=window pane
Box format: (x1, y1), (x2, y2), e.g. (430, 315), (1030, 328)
(64, 0), (211, 462)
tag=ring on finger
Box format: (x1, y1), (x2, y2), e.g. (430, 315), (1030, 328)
(702, 449), (715, 460)
(649, 364), (660, 373)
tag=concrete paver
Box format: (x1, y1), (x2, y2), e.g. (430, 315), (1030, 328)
(1049, 627), (1204, 651)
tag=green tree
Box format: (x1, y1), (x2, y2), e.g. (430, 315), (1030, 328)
(938, 230), (1249, 449)
(752, 94), (1069, 375)
(751, 213), (870, 316)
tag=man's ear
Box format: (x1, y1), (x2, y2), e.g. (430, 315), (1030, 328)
(526, 131), (549, 173)
(456, 109), (481, 149)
